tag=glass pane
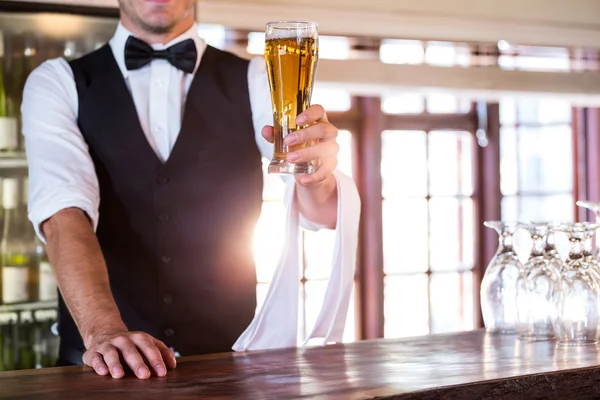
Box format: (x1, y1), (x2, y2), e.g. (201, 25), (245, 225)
(254, 202), (286, 282)
(336, 130), (353, 178)
(462, 199), (475, 269)
(304, 280), (328, 341)
(515, 55), (570, 72)
(518, 99), (572, 125)
(384, 275), (429, 338)
(247, 31), (265, 54)
(428, 131), (474, 196)
(500, 97), (517, 126)
(312, 85), (352, 112)
(380, 39), (424, 65)
(261, 158), (286, 202)
(304, 229), (335, 280)
(500, 127), (518, 196)
(383, 199), (428, 274)
(430, 271), (475, 334)
(518, 125), (573, 194)
(382, 131), (428, 198)
(498, 55), (516, 71)
(196, 24), (226, 49)
(319, 36), (350, 60)
(536, 99), (572, 125)
(426, 94), (471, 114)
(382, 93), (425, 114)
(425, 42), (460, 67)
(501, 194), (574, 224)
(430, 198), (475, 271)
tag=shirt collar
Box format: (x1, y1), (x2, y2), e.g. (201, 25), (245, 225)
(109, 21), (207, 78)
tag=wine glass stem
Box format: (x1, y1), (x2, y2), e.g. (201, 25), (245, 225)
(530, 235), (545, 257)
(498, 232), (515, 253)
(569, 239), (584, 260)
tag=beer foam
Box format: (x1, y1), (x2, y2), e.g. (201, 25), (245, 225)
(266, 21), (318, 40)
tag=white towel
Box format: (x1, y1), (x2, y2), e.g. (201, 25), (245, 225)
(232, 169), (360, 351)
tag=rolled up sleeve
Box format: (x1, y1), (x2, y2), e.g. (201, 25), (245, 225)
(22, 58), (100, 241)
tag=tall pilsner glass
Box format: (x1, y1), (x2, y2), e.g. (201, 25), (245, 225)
(265, 21), (319, 174)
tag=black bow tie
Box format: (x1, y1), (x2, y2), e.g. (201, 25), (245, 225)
(124, 36), (197, 74)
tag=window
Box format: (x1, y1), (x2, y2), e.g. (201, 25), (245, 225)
(497, 44), (571, 72)
(382, 93), (470, 115)
(500, 97), (574, 259)
(381, 130), (476, 338)
(196, 24), (226, 49)
(380, 39), (470, 67)
(254, 131), (356, 343)
(312, 86), (352, 112)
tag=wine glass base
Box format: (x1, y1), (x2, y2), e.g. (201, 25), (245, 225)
(557, 339), (598, 347)
(518, 333), (555, 342)
(268, 159), (315, 175)
(485, 327), (517, 335)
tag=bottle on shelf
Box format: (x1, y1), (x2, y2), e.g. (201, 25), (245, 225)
(20, 35), (38, 152)
(0, 318), (15, 371)
(23, 176), (56, 303)
(0, 30), (19, 153)
(36, 242), (57, 303)
(1, 177), (35, 305)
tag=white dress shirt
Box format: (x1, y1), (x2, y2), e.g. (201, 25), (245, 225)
(22, 22), (360, 351)
(23, 22), (274, 234)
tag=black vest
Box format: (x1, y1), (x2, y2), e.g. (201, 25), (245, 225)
(59, 45), (263, 363)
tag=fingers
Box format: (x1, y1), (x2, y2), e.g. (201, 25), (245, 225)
(297, 157), (338, 186)
(283, 122), (337, 147)
(261, 125), (274, 143)
(113, 337), (151, 379)
(100, 344), (125, 379)
(154, 339), (177, 370)
(128, 333), (167, 377)
(296, 104), (328, 125)
(286, 140), (339, 164)
(83, 332), (173, 379)
(84, 352), (109, 376)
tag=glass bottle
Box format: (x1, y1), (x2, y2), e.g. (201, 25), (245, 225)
(516, 223), (561, 341)
(0, 30), (18, 152)
(480, 221), (521, 333)
(553, 222), (600, 346)
(1, 177), (33, 304)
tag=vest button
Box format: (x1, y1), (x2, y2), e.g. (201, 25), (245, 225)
(162, 294), (173, 304)
(161, 255), (172, 264)
(165, 328), (175, 337)
(159, 213), (170, 222)
(156, 176), (169, 185)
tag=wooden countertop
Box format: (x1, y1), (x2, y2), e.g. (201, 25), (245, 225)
(1, 330), (600, 399)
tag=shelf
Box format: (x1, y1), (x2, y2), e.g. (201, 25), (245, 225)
(0, 300), (57, 313)
(0, 152), (27, 168)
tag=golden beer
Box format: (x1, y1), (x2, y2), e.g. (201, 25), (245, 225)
(265, 22), (319, 174)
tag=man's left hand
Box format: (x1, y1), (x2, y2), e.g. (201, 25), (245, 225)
(262, 104), (339, 185)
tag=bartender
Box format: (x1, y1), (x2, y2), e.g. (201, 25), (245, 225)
(22, 0), (359, 381)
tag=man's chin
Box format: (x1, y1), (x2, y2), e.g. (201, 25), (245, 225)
(141, 15), (176, 33)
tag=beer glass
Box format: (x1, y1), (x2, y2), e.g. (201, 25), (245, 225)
(265, 21), (319, 174)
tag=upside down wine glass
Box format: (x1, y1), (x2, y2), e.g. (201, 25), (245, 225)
(553, 222), (600, 346)
(516, 223), (561, 341)
(480, 221), (521, 334)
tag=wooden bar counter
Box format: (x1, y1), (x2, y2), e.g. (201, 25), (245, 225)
(1, 330), (600, 399)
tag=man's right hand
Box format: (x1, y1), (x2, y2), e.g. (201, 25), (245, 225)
(82, 330), (177, 379)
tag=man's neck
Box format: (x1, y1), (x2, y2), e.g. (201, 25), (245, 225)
(121, 18), (195, 45)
